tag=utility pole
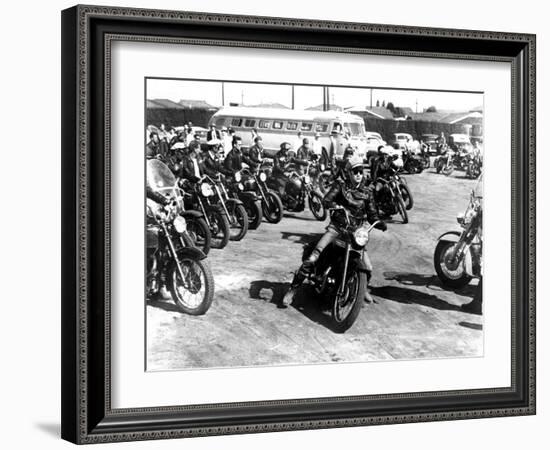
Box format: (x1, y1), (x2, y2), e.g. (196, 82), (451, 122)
(291, 85), (295, 109)
(221, 82), (225, 106)
(415, 99), (418, 113)
(241, 90), (244, 106)
(370, 88), (373, 108)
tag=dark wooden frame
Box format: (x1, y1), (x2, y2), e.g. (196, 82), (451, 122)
(61, 4), (536, 444)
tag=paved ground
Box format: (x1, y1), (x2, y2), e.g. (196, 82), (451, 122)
(147, 165), (483, 371)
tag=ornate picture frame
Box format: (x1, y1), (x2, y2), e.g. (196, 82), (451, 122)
(61, 5), (536, 444)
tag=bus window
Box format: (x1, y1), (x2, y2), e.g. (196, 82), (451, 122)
(286, 121), (298, 131)
(273, 120), (283, 129)
(231, 118), (242, 127)
(244, 119), (256, 128)
(215, 117), (226, 127)
(315, 123), (328, 133)
(332, 122), (343, 133)
(259, 120), (270, 129)
(300, 122), (313, 132)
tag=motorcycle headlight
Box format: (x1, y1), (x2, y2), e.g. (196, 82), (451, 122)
(234, 171), (242, 182)
(238, 182), (244, 191)
(173, 215), (187, 233)
(353, 226), (370, 247)
(259, 172), (267, 182)
(200, 182), (214, 197)
(304, 174), (311, 184)
(320, 163), (326, 171)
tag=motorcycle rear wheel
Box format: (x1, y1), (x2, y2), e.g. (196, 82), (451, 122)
(308, 191), (327, 221)
(399, 183), (414, 210)
(263, 190), (284, 224)
(331, 269), (366, 333)
(169, 257), (214, 315)
(434, 240), (472, 288)
(228, 204), (249, 241)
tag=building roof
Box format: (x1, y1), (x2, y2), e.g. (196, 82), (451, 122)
(345, 106), (394, 120)
(178, 99), (217, 109)
(247, 102), (290, 109)
(305, 103), (344, 111)
(149, 98), (185, 109)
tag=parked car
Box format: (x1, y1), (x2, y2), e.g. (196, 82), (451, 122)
(392, 132), (420, 153)
(420, 133), (439, 155)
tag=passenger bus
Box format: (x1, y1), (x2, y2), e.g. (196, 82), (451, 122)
(207, 106), (368, 159)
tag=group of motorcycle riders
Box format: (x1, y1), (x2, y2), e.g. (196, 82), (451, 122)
(147, 123), (482, 327)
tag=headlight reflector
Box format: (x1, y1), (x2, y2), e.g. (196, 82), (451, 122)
(259, 172), (267, 182)
(353, 226), (370, 246)
(173, 215), (187, 233)
(200, 182), (214, 197)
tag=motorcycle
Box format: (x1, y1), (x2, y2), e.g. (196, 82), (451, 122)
(146, 160), (215, 315)
(267, 161), (327, 221)
(295, 208), (382, 333)
(434, 147), (455, 176)
(307, 154), (331, 194)
(241, 163), (284, 224)
(225, 170), (264, 230)
(374, 161), (412, 221)
(182, 175), (232, 249)
(434, 189), (482, 288)
(402, 151), (424, 174)
(465, 153), (482, 179)
(210, 174), (249, 241)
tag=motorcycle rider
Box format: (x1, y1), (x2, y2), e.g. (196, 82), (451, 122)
(179, 141), (206, 183)
(281, 156), (387, 307)
(203, 140), (233, 178)
(224, 135), (245, 175)
(243, 136), (264, 171)
(272, 141), (308, 197)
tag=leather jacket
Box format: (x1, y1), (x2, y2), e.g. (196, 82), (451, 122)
(224, 147), (243, 174)
(323, 178), (379, 229)
(243, 144), (263, 170)
(203, 151), (232, 178)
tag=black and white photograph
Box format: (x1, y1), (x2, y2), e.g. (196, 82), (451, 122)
(145, 78), (484, 371)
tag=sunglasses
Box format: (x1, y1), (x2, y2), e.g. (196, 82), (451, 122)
(352, 168), (363, 175)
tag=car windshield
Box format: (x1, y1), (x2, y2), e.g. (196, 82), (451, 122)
(345, 122), (364, 136)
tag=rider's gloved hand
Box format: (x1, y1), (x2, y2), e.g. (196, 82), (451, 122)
(375, 221), (387, 232)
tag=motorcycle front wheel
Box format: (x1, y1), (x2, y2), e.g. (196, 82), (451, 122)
(228, 204), (249, 241)
(263, 190), (284, 224)
(169, 256), (215, 315)
(208, 210), (230, 249)
(434, 240), (472, 288)
(318, 173), (331, 194)
(244, 199), (263, 230)
(399, 183), (414, 210)
(396, 195), (409, 224)
(331, 269), (366, 333)
(308, 191), (327, 221)
(185, 217), (212, 256)
(443, 164), (454, 176)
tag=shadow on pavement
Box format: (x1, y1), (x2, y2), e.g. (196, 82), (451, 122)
(249, 280), (343, 332)
(383, 271), (477, 297)
(147, 298), (182, 313)
(458, 321), (483, 331)
(280, 231), (323, 245)
(249, 279), (290, 306)
(371, 285), (463, 312)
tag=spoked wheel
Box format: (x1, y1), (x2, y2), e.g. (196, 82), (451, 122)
(228, 204), (248, 241)
(207, 210), (230, 249)
(434, 240), (472, 288)
(331, 269), (366, 333)
(399, 183), (414, 210)
(308, 191), (327, 221)
(396, 196), (409, 224)
(262, 190), (283, 224)
(318, 173), (331, 194)
(169, 257), (215, 315)
(185, 217), (211, 255)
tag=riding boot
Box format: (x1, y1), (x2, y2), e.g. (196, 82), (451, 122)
(281, 250), (320, 307)
(364, 270), (375, 303)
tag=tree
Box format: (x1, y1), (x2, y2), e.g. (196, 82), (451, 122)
(382, 100), (386, 107)
(386, 102), (395, 113)
(426, 105), (437, 113)
(376, 99), (380, 107)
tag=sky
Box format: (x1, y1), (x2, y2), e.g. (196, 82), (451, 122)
(146, 78), (483, 112)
